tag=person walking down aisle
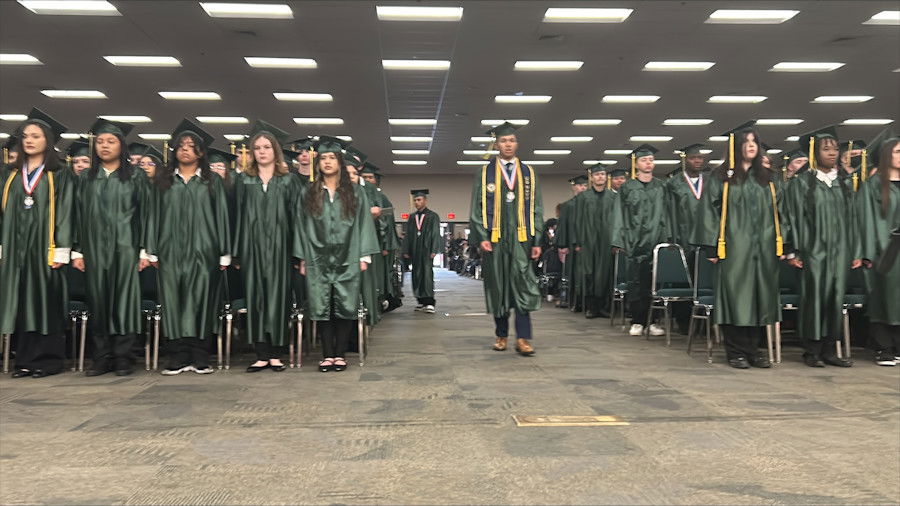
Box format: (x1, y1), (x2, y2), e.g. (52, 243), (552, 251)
(468, 122), (544, 356)
(402, 189), (441, 314)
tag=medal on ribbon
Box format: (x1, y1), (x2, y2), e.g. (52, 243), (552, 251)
(22, 164), (45, 210)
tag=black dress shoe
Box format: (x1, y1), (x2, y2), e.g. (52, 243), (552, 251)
(115, 366), (134, 376)
(85, 362), (113, 377)
(246, 362), (270, 373)
(803, 354), (826, 368)
(728, 357), (750, 369)
(748, 356), (772, 368)
(11, 368), (31, 378)
(584, 310), (598, 319)
(31, 369), (60, 378)
(114, 358), (134, 376)
(822, 355), (853, 367)
(270, 363), (287, 372)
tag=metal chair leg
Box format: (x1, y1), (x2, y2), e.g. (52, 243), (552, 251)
(357, 317), (366, 367)
(765, 324), (775, 364)
(216, 320), (224, 370)
(775, 321), (782, 364)
(152, 312), (160, 371)
(664, 302), (672, 347)
(78, 314), (88, 372)
(144, 313), (151, 371)
(2, 333), (10, 374)
(296, 313), (304, 368)
(288, 313), (296, 369)
(686, 307), (696, 355)
(224, 313), (233, 370)
(706, 311), (714, 364)
(71, 314), (78, 372)
(842, 308), (852, 359)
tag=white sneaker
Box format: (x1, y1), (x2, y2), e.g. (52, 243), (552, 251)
(424, 305), (436, 314)
(414, 304), (424, 311)
(629, 324), (644, 336)
(546, 295), (555, 302)
(193, 366), (215, 374)
(161, 365), (195, 376)
(382, 300), (390, 310)
(649, 324), (666, 336)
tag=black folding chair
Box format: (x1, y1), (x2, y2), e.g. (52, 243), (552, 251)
(647, 243), (694, 345)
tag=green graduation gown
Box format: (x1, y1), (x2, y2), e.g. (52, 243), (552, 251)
(665, 171), (707, 246)
(402, 207), (441, 301)
(468, 160), (543, 317)
(147, 172), (230, 340)
(0, 167), (74, 335)
(359, 183), (382, 325)
(620, 177), (668, 308)
(232, 172), (300, 345)
(74, 167), (150, 336)
(374, 188), (401, 302)
(555, 195), (579, 301)
(296, 185), (380, 321)
(784, 170), (858, 340)
(573, 187), (624, 303)
(692, 174), (788, 326)
(855, 177), (900, 325)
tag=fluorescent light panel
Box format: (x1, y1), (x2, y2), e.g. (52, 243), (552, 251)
(0, 53), (42, 65)
(664, 119), (713, 126)
(382, 60), (450, 70)
(463, 150), (498, 155)
(138, 133), (171, 140)
(471, 136), (494, 143)
(336, 136), (352, 142)
(708, 136), (728, 142)
(706, 9), (799, 24)
(391, 136), (432, 142)
(18, 1), (120, 15)
(770, 62), (844, 72)
(756, 119), (804, 125)
(376, 6), (463, 21)
(533, 150), (571, 155)
(159, 91), (221, 100)
(393, 160), (427, 165)
(481, 119), (530, 126)
(41, 89), (106, 99)
(293, 117), (343, 125)
(604, 149), (632, 155)
(644, 61), (715, 71)
(573, 119), (621, 126)
(457, 161), (486, 165)
(653, 160), (681, 165)
(0, 134), (9, 139)
(813, 95), (873, 103)
(842, 119), (894, 125)
(244, 57), (316, 69)
(392, 150), (429, 155)
(514, 61), (583, 71)
(99, 115), (151, 122)
(786, 136), (800, 142)
(708, 95), (767, 103)
(200, 2), (292, 19)
(224, 134), (248, 141)
(583, 160), (618, 165)
(60, 133), (85, 139)
(105, 56), (180, 67)
(388, 119), (436, 126)
(863, 10), (899, 25)
(602, 95), (660, 103)
(522, 160), (554, 165)
(630, 136), (673, 142)
(551, 136), (593, 142)
(767, 149), (783, 154)
(543, 8), (632, 23)
(196, 116), (248, 124)
(495, 95), (552, 104)
(273, 92), (332, 102)
(0, 114), (28, 121)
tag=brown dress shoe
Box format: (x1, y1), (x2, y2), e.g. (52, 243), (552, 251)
(492, 337), (508, 351)
(515, 338), (535, 356)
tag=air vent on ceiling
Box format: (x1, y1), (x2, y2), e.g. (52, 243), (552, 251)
(539, 34), (565, 42)
(232, 30), (257, 37)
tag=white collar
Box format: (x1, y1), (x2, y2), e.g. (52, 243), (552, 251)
(815, 168), (839, 187)
(499, 157), (516, 166)
(176, 166), (202, 182)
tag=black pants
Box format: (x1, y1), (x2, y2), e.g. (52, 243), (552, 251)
(318, 319), (353, 358)
(494, 310), (532, 340)
(92, 333), (136, 364)
(720, 325), (763, 360)
(871, 323), (900, 353)
(417, 297), (436, 306)
(14, 331), (65, 373)
(628, 258), (652, 325)
(802, 335), (839, 358)
(167, 336), (210, 368)
(254, 338), (285, 361)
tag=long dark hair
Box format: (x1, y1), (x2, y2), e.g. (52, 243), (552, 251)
(713, 129), (771, 186)
(804, 137), (852, 232)
(13, 120), (61, 172)
(89, 133), (133, 181)
(304, 152), (357, 219)
(878, 138), (900, 217)
(154, 132), (211, 192)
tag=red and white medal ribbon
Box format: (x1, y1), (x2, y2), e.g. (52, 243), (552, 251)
(684, 172), (703, 200)
(415, 213), (425, 236)
(23, 163), (45, 196)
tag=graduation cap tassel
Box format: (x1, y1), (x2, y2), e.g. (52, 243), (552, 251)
(680, 152), (686, 171)
(630, 153), (636, 179)
(88, 133), (95, 170)
(66, 154), (72, 169)
(861, 149), (867, 182)
(309, 149), (316, 182)
(808, 136), (816, 172)
(2, 148), (7, 165)
(782, 154), (789, 181)
(229, 142), (236, 170)
(728, 133), (735, 172)
(163, 140), (169, 165)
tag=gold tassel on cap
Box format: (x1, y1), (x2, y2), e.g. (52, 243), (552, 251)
(680, 151), (686, 171)
(309, 149), (316, 182)
(163, 139), (169, 165)
(630, 153), (636, 179)
(2, 147), (7, 165)
(728, 133), (735, 171)
(229, 142), (236, 170)
(861, 149), (867, 182)
(808, 136), (816, 171)
(782, 154), (789, 181)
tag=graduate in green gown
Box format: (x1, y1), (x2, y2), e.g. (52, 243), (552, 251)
(609, 167), (628, 193)
(344, 148), (382, 327)
(781, 149), (809, 181)
(620, 144), (668, 337)
(554, 174), (587, 309)
(148, 120), (231, 375)
(287, 136), (315, 184)
(692, 121), (786, 369)
(67, 140), (91, 176)
(361, 163), (402, 312)
(136, 145), (164, 179)
(402, 189), (441, 313)
(295, 137), (380, 372)
(73, 118), (152, 377)
(784, 126), (861, 367)
(0, 109), (73, 378)
(855, 128), (900, 366)
(468, 122), (543, 356)
(233, 120), (301, 373)
(839, 139), (868, 192)
(2, 135), (20, 169)
(666, 144), (708, 247)
(573, 164), (624, 318)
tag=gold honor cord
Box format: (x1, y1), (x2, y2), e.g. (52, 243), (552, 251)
(528, 166), (536, 238)
(769, 182), (783, 257)
(717, 182), (729, 259)
(1, 170), (15, 211)
(515, 159), (526, 242)
(491, 160), (502, 242)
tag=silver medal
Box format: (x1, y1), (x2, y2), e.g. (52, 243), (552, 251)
(24, 195), (34, 209)
(506, 191), (515, 202)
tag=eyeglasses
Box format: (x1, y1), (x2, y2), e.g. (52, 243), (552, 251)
(141, 161), (156, 167)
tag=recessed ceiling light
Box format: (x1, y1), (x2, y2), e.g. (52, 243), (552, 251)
(582, 160), (618, 165)
(224, 134), (248, 141)
(463, 150), (499, 155)
(863, 10), (899, 25)
(842, 119), (894, 125)
(767, 149), (783, 154)
(60, 133), (86, 139)
(100, 115), (151, 122)
(543, 8), (633, 23)
(293, 117), (343, 125)
(273, 92), (333, 102)
(382, 60), (450, 70)
(105, 56), (181, 67)
(244, 57), (316, 69)
(336, 136), (353, 142)
(708, 136), (728, 142)
(138, 133), (172, 140)
(602, 95), (660, 103)
(41, 89), (106, 99)
(392, 150), (430, 155)
(159, 91), (221, 100)
(604, 149), (632, 155)
(18, 1), (120, 16)
(470, 136), (494, 142)
(391, 136), (433, 142)
(514, 61), (583, 71)
(0, 53), (42, 65)
(643, 61), (715, 71)
(663, 119), (713, 126)
(376, 6), (463, 21)
(533, 150), (572, 155)
(388, 119), (437, 126)
(708, 160), (725, 165)
(756, 119), (804, 125)
(770, 62), (844, 72)
(551, 136), (593, 142)
(200, 2), (293, 19)
(0, 114), (28, 121)
(196, 116), (249, 124)
(572, 119), (621, 126)
(630, 136), (673, 142)
(523, 160), (554, 165)
(495, 95), (552, 104)
(785, 136), (800, 142)
(706, 9), (799, 24)
(480, 119), (530, 126)
(653, 160), (681, 165)
(393, 160), (427, 165)
(812, 95), (874, 103)
(708, 95), (767, 103)
(0, 133), (8, 139)
(457, 160), (486, 165)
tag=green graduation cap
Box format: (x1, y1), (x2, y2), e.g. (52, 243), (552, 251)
(3, 135), (19, 151)
(171, 118), (214, 148)
(90, 117), (134, 138)
(360, 161), (380, 175)
(721, 120), (757, 138)
(282, 148), (301, 161)
(867, 126), (899, 168)
(677, 143), (706, 156)
(721, 120), (759, 169)
(783, 148), (808, 162)
(23, 108), (68, 142)
(290, 136), (315, 151)
(67, 140), (90, 158)
(128, 142), (149, 156)
(208, 147), (237, 165)
(630, 144), (658, 158)
(344, 153), (363, 168)
(573, 174), (589, 184)
(410, 189), (429, 198)
(839, 139), (866, 153)
(798, 124), (839, 170)
(588, 163), (608, 174)
(345, 145), (368, 164)
(567, 176), (578, 184)
(609, 167), (628, 178)
(485, 121), (521, 138)
(249, 119), (291, 146)
(141, 145), (164, 164)
(313, 135), (349, 155)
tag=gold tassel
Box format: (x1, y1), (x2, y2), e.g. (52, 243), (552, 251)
(808, 136), (816, 172)
(88, 133), (95, 170)
(769, 182), (783, 257)
(782, 154), (789, 181)
(491, 160), (501, 242)
(2, 170), (16, 211)
(861, 149), (867, 182)
(852, 173), (859, 192)
(2, 147), (7, 165)
(163, 139), (169, 165)
(229, 142), (236, 170)
(309, 149), (316, 182)
(728, 133), (734, 170)
(630, 153), (636, 179)
(47, 172), (56, 266)
(680, 151), (686, 171)
(718, 182), (729, 259)
(66, 154), (72, 169)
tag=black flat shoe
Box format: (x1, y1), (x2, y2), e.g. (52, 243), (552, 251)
(822, 355), (853, 367)
(246, 362), (270, 373)
(31, 369), (60, 378)
(85, 363), (113, 377)
(11, 368), (31, 378)
(748, 356), (772, 368)
(728, 357), (750, 369)
(270, 363), (287, 372)
(332, 358), (347, 372)
(803, 354), (826, 368)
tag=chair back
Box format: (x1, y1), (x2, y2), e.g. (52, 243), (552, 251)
(693, 250), (715, 300)
(651, 243), (692, 295)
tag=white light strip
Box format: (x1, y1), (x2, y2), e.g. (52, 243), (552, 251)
(480, 119), (530, 126)
(18, 1), (120, 16)
(812, 95), (873, 103)
(273, 92), (333, 102)
(0, 133), (8, 139)
(0, 53), (42, 65)
(388, 118), (437, 126)
(391, 136), (433, 142)
(200, 2), (293, 19)
(663, 119), (713, 126)
(244, 57), (316, 69)
(543, 7), (633, 23)
(604, 149), (632, 155)
(523, 160), (554, 165)
(756, 119), (804, 125)
(382, 59), (450, 70)
(643, 61), (715, 71)
(457, 160), (486, 165)
(138, 133), (172, 140)
(159, 91), (221, 100)
(602, 95), (660, 103)
(463, 150), (499, 156)
(533, 150), (572, 155)
(224, 134), (248, 141)
(470, 136), (493, 143)
(0, 114), (28, 121)
(630, 135), (673, 142)
(708, 160), (725, 165)
(706, 9), (799, 24)
(392, 150), (430, 155)
(60, 133), (85, 139)
(514, 60), (583, 71)
(842, 119), (894, 125)
(770, 62), (844, 72)
(41, 89), (106, 99)
(293, 117), (343, 125)
(653, 160), (681, 165)
(495, 95), (552, 104)
(863, 10), (899, 25)
(393, 160), (427, 165)
(708, 95), (767, 103)
(196, 116), (249, 124)
(336, 136), (353, 142)
(551, 136), (593, 142)
(99, 115), (151, 123)
(572, 119), (621, 126)
(767, 149), (783, 154)
(105, 56), (181, 67)
(582, 160), (618, 165)
(708, 136), (728, 142)
(376, 6), (463, 21)
(785, 136), (800, 142)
